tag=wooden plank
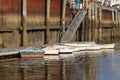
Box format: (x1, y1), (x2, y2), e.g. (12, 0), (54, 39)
(46, 0), (51, 44)
(22, 0), (27, 46)
(61, 0), (67, 35)
(0, 34), (2, 47)
(61, 10), (87, 42)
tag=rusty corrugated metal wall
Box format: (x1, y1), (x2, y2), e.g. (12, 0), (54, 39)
(0, 0), (119, 48)
(0, 0), (71, 48)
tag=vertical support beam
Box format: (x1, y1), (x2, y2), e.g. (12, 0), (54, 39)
(99, 7), (102, 44)
(115, 10), (118, 42)
(91, 2), (94, 41)
(118, 11), (120, 42)
(85, 0), (88, 9)
(85, 1), (88, 41)
(62, 0), (67, 36)
(94, 3), (97, 42)
(88, 3), (92, 41)
(22, 0), (27, 46)
(46, 0), (51, 44)
(112, 11), (115, 42)
(82, 19), (85, 41)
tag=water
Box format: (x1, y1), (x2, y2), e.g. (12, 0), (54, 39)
(0, 50), (120, 80)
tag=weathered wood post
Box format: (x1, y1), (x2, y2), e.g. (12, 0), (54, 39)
(82, 18), (85, 41)
(112, 10), (115, 42)
(91, 2), (95, 41)
(61, 0), (67, 36)
(88, 3), (92, 41)
(22, 0), (27, 46)
(115, 10), (118, 42)
(118, 10), (120, 42)
(94, 2), (98, 42)
(46, 0), (51, 44)
(98, 6), (102, 43)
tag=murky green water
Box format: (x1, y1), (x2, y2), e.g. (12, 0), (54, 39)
(0, 50), (120, 80)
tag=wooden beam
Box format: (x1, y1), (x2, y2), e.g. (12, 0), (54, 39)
(118, 11), (120, 42)
(22, 0), (27, 46)
(94, 3), (98, 42)
(61, 0), (67, 36)
(99, 6), (102, 44)
(46, 0), (51, 44)
(88, 3), (92, 41)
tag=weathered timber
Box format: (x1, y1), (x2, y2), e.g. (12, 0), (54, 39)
(46, 0), (51, 44)
(87, 3), (92, 41)
(22, 0), (27, 46)
(94, 3), (98, 42)
(61, 0), (67, 35)
(61, 9), (87, 42)
(99, 6), (102, 43)
(82, 18), (85, 41)
(118, 11), (120, 42)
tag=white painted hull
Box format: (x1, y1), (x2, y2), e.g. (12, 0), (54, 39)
(44, 49), (59, 55)
(44, 55), (59, 60)
(101, 43), (115, 49)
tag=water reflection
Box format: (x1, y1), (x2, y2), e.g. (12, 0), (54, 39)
(0, 50), (120, 80)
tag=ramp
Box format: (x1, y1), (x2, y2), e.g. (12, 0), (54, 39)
(60, 9), (87, 42)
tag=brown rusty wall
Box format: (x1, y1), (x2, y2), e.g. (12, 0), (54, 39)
(50, 0), (62, 25)
(0, 0), (21, 48)
(27, 0), (45, 27)
(0, 0), (72, 48)
(102, 10), (112, 23)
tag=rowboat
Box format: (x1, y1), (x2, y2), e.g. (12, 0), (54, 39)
(101, 43), (115, 49)
(20, 47), (45, 58)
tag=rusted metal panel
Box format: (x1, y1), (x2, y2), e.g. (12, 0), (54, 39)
(102, 10), (112, 22)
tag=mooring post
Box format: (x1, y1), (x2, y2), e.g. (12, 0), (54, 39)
(62, 0), (67, 36)
(115, 10), (118, 42)
(88, 3), (92, 41)
(112, 10), (115, 42)
(118, 11), (120, 42)
(91, 2), (95, 41)
(99, 6), (102, 44)
(22, 68), (27, 80)
(46, 0), (51, 44)
(82, 18), (85, 41)
(94, 2), (97, 42)
(22, 0), (27, 46)
(85, 0), (88, 41)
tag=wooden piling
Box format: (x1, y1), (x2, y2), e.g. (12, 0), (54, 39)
(85, 3), (89, 41)
(115, 10), (118, 42)
(88, 3), (92, 41)
(82, 19), (85, 41)
(112, 11), (115, 42)
(94, 3), (98, 43)
(61, 0), (67, 36)
(22, 0), (27, 46)
(46, 0), (51, 44)
(98, 6), (102, 44)
(118, 11), (120, 42)
(91, 2), (94, 41)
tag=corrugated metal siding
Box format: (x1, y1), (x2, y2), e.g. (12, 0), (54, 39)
(0, 0), (72, 48)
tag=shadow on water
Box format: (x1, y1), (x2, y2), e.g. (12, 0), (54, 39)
(0, 49), (120, 80)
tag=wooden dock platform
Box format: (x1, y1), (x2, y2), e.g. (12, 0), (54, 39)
(0, 42), (116, 60)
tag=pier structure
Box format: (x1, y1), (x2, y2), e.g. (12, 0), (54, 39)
(0, 0), (120, 48)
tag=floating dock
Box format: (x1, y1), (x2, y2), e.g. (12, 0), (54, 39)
(0, 42), (116, 60)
